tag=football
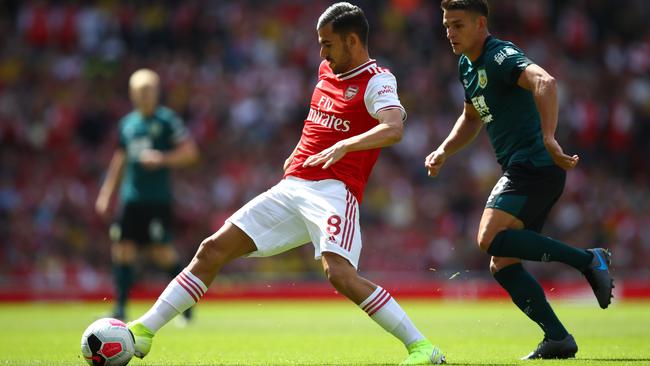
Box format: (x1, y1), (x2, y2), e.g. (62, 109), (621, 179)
(80, 318), (135, 366)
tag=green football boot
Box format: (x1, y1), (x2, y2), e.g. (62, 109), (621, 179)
(400, 339), (446, 365)
(127, 321), (154, 358)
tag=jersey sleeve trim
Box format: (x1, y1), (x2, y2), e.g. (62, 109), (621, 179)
(375, 105), (407, 121)
(509, 61), (532, 86)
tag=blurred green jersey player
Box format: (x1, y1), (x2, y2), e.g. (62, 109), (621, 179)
(425, 0), (614, 360)
(96, 69), (199, 321)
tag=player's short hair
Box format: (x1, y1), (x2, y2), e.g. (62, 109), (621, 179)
(317, 2), (369, 47)
(440, 0), (489, 18)
(129, 69), (160, 90)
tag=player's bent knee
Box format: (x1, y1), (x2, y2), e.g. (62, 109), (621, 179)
(194, 236), (231, 268)
(490, 257), (520, 274)
(477, 232), (496, 252)
(489, 261), (499, 274)
(477, 228), (509, 252)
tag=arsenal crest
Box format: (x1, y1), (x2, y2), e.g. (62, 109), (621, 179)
(478, 69), (488, 89)
(344, 85), (359, 100)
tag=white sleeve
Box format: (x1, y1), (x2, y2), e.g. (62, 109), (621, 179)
(363, 72), (407, 121)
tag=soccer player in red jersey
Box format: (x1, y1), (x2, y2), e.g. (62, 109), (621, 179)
(128, 3), (445, 365)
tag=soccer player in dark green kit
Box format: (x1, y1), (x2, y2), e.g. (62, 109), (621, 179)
(425, 0), (614, 360)
(96, 69), (199, 321)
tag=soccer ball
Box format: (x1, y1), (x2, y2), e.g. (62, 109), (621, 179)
(80, 318), (135, 366)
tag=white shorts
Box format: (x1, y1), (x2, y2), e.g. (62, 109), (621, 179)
(227, 177), (362, 268)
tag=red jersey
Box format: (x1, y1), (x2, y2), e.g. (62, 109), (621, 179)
(284, 59), (406, 202)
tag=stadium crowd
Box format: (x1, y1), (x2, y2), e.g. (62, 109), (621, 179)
(0, 0), (649, 293)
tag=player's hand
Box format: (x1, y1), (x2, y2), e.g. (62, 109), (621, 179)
(424, 149), (446, 177)
(544, 138), (579, 170)
(302, 141), (348, 169)
(139, 149), (166, 170)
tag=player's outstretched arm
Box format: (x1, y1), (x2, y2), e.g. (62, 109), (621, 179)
(96, 149), (126, 218)
(518, 64), (579, 170)
(303, 108), (403, 169)
(139, 138), (199, 170)
(425, 102), (482, 177)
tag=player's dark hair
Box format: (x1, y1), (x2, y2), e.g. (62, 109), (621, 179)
(317, 2), (369, 47)
(440, 0), (489, 18)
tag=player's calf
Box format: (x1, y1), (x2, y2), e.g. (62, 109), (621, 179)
(324, 263), (361, 298)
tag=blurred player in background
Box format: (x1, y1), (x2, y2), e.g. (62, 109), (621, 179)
(127, 3), (445, 365)
(95, 69), (199, 322)
(425, 0), (614, 360)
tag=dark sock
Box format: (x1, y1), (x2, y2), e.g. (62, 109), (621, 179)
(168, 262), (192, 320)
(488, 229), (593, 270)
(493, 263), (568, 341)
(112, 263), (134, 318)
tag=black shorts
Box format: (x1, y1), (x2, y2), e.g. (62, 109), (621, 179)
(485, 162), (565, 233)
(110, 202), (173, 245)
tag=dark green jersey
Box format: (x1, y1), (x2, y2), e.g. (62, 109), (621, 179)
(459, 36), (553, 168)
(118, 106), (188, 203)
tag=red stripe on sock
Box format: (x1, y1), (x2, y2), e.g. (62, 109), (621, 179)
(179, 272), (204, 297)
(175, 277), (198, 302)
(362, 288), (387, 312)
(182, 271), (205, 292)
(177, 275), (201, 300)
(367, 295), (392, 316)
(365, 290), (390, 314)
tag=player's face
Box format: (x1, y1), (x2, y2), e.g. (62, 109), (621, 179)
(442, 9), (483, 56)
(318, 23), (353, 74)
(130, 84), (159, 116)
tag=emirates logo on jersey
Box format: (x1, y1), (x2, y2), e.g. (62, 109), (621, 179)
(344, 85), (359, 101)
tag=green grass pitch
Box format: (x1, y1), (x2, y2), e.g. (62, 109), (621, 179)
(0, 300), (648, 365)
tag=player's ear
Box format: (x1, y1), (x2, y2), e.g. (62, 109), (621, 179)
(346, 32), (359, 49)
(477, 15), (488, 31)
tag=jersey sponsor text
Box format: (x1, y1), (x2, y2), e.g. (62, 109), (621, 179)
(306, 107), (351, 132)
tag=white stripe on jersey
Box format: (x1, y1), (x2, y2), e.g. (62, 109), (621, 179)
(369, 66), (387, 75)
(338, 59), (377, 80)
